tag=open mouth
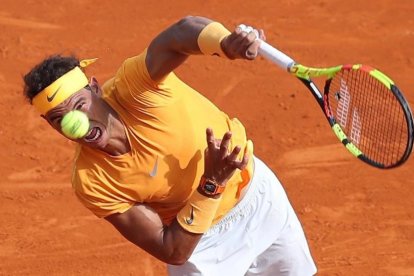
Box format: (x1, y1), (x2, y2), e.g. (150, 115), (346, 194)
(84, 127), (102, 142)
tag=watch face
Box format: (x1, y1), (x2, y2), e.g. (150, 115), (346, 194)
(205, 182), (216, 193)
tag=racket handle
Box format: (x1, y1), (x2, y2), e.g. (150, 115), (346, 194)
(258, 40), (295, 71)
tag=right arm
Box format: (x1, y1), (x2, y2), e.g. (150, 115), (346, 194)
(145, 16), (264, 81)
(105, 129), (249, 265)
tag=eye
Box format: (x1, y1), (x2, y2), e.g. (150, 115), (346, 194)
(75, 103), (85, 110)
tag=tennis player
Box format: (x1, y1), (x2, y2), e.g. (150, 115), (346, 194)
(23, 16), (317, 275)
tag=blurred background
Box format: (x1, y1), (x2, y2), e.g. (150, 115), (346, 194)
(1, 0), (413, 275)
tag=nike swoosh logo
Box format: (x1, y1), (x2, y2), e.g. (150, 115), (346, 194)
(185, 207), (194, 225)
(149, 156), (159, 177)
(47, 85), (62, 102)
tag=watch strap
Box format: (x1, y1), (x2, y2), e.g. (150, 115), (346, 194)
(199, 175), (225, 196)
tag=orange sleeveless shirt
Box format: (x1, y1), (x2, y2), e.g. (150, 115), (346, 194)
(72, 50), (253, 225)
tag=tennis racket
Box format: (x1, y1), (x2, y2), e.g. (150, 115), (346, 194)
(257, 40), (414, 169)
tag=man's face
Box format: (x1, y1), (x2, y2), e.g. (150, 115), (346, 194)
(44, 82), (112, 150)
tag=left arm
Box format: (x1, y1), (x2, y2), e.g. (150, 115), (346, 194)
(146, 16), (264, 81)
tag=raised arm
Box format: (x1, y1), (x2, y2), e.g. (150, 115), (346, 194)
(146, 16), (264, 81)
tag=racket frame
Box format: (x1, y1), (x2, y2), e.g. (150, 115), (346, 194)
(257, 40), (414, 168)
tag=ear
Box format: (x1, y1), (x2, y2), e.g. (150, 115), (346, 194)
(89, 76), (102, 96)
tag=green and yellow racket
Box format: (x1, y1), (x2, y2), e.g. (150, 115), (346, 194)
(258, 40), (414, 169)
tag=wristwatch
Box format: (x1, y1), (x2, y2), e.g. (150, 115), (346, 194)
(198, 175), (225, 196)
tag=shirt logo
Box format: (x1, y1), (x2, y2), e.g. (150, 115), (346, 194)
(185, 207), (194, 225)
(47, 85), (62, 102)
(149, 156), (159, 177)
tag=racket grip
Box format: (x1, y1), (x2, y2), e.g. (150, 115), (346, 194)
(258, 40), (295, 71)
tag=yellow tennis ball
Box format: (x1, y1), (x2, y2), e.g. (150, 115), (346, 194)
(60, 110), (90, 139)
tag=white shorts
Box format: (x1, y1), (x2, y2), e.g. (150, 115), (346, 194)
(168, 157), (317, 276)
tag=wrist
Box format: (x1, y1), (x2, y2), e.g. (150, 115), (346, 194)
(197, 185), (222, 199)
(197, 22), (231, 58)
(176, 188), (222, 234)
(198, 175), (226, 198)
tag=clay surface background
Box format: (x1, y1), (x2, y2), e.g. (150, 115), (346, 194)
(1, 0), (414, 275)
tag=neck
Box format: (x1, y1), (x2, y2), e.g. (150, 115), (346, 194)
(104, 119), (131, 156)
(102, 105), (131, 156)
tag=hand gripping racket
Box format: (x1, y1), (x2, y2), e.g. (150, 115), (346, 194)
(258, 40), (414, 169)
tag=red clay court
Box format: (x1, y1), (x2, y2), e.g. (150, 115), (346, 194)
(1, 0), (413, 275)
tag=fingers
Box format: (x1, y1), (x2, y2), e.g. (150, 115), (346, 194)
(237, 24), (261, 60)
(246, 40), (261, 60)
(219, 131), (232, 159)
(206, 128), (249, 164)
(258, 29), (266, 41)
(223, 24), (262, 60)
(206, 128), (232, 157)
(206, 128), (216, 153)
(238, 150), (250, 170)
(224, 135), (251, 171)
(226, 145), (241, 163)
(204, 127), (252, 185)
(224, 30), (248, 59)
(226, 143), (250, 170)
(233, 139), (252, 170)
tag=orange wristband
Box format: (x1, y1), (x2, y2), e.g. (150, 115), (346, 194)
(177, 190), (221, 234)
(197, 22), (231, 58)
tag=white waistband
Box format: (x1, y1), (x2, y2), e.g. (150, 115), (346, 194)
(204, 157), (259, 236)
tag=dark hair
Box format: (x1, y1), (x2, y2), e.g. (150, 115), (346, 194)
(23, 55), (80, 102)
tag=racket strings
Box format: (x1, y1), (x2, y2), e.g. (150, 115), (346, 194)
(363, 70), (406, 165)
(327, 69), (409, 167)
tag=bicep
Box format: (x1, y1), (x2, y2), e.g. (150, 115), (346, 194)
(145, 16), (213, 81)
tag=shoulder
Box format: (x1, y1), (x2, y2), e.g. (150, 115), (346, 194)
(116, 49), (157, 88)
(71, 146), (99, 192)
(71, 147), (134, 218)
